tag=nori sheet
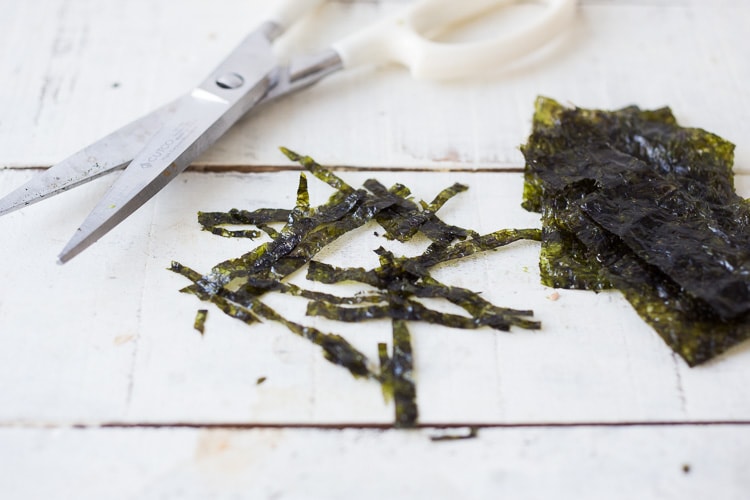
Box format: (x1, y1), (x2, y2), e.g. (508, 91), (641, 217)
(521, 96), (750, 365)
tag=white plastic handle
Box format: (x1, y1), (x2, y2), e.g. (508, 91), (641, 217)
(268, 0), (327, 31)
(332, 0), (576, 80)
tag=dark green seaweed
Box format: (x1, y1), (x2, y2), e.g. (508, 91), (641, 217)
(522, 96), (750, 365)
(193, 309), (208, 335)
(564, 206), (750, 365)
(581, 178), (750, 320)
(172, 148), (541, 427)
(373, 320), (418, 428)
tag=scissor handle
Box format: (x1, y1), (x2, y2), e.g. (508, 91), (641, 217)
(332, 0), (576, 80)
(267, 0), (327, 31)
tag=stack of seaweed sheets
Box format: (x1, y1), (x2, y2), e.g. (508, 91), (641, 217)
(521, 97), (750, 366)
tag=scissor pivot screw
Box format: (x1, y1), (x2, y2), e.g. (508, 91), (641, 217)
(216, 72), (245, 89)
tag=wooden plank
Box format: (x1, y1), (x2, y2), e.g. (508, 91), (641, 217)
(0, 0), (747, 170)
(2, 168), (750, 425)
(1, 425), (749, 500)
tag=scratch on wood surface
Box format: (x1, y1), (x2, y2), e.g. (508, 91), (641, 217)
(124, 336), (140, 412)
(33, 0), (87, 127)
(33, 77), (53, 127)
(671, 353), (688, 415)
(125, 203), (160, 411)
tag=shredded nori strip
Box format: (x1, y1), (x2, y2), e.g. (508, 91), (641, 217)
(193, 309), (208, 335)
(305, 244), (540, 332)
(522, 96), (750, 365)
(171, 148), (541, 427)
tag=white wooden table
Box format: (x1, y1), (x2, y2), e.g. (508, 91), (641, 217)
(1, 1), (749, 498)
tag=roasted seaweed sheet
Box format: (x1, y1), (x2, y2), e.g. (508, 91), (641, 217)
(522, 96), (750, 365)
(172, 149), (541, 427)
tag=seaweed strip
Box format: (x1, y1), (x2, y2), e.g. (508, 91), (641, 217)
(391, 319), (418, 428)
(416, 228), (541, 269)
(193, 309), (208, 335)
(377, 342), (393, 402)
(198, 208), (290, 239)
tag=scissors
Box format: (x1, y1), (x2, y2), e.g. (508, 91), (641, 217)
(0, 0), (575, 263)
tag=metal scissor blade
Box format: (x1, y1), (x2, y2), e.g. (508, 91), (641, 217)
(58, 24), (280, 263)
(259, 49), (343, 105)
(0, 100), (177, 217)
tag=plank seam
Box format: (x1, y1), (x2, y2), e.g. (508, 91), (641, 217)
(2, 421), (750, 431)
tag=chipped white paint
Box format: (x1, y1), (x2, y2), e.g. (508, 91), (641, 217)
(0, 0), (749, 498)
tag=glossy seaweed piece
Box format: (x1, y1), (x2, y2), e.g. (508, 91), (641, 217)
(172, 148), (541, 426)
(581, 175), (750, 320)
(530, 137), (747, 302)
(561, 206), (750, 366)
(521, 99), (682, 289)
(522, 97), (736, 219)
(521, 96), (750, 364)
(539, 194), (613, 290)
(198, 208), (290, 239)
(363, 178), (477, 244)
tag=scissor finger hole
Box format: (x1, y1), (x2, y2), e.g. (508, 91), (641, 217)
(424, 1), (557, 45)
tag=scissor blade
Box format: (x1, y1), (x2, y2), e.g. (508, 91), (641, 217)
(57, 25), (279, 263)
(0, 101), (176, 217)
